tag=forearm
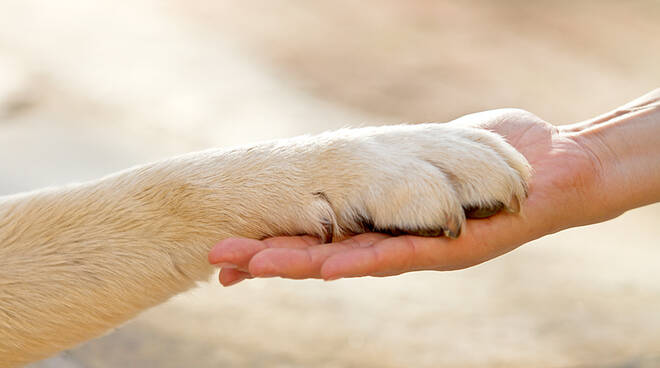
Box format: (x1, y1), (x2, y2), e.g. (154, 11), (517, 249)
(0, 137), (347, 365)
(0, 162), (221, 365)
(0, 150), (271, 365)
(566, 89), (660, 218)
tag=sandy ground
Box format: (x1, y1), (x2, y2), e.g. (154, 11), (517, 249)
(0, 1), (659, 367)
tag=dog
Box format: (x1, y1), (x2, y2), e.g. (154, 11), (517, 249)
(0, 122), (530, 366)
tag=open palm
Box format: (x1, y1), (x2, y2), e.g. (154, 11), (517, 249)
(209, 109), (602, 285)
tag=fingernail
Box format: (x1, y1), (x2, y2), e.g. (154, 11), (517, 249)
(223, 276), (246, 287)
(214, 262), (237, 269)
(323, 276), (341, 281)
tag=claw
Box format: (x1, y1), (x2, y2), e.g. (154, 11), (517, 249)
(443, 227), (461, 239)
(319, 218), (334, 243)
(505, 196), (521, 214)
(443, 216), (463, 238)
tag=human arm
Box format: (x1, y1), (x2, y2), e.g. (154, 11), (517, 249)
(209, 89), (660, 285)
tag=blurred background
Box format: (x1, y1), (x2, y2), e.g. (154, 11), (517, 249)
(1, 0), (659, 367)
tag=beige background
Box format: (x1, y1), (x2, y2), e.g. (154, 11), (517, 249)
(0, 1), (658, 367)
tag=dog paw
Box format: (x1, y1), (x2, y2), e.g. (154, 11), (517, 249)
(309, 123), (531, 240)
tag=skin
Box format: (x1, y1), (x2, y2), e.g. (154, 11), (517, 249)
(208, 89), (660, 285)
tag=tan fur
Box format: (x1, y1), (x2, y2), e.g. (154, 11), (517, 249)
(0, 123), (530, 366)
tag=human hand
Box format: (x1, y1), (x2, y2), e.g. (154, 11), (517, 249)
(208, 108), (607, 285)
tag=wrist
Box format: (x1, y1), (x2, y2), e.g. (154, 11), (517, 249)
(566, 90), (660, 219)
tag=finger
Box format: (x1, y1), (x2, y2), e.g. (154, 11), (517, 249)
(209, 238), (267, 270)
(208, 236), (321, 270)
(319, 235), (449, 280)
(218, 267), (252, 287)
(248, 233), (390, 279)
(320, 215), (525, 280)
